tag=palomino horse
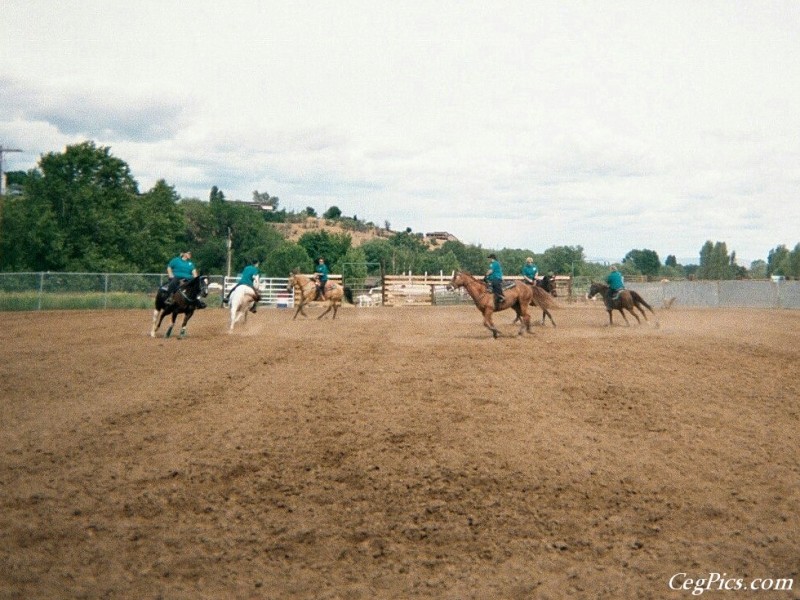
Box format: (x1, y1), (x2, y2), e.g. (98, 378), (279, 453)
(228, 282), (261, 332)
(151, 275), (209, 338)
(287, 271), (354, 320)
(449, 271), (533, 338)
(587, 281), (655, 326)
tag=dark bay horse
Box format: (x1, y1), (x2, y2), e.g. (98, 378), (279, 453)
(287, 271), (354, 320)
(587, 281), (655, 326)
(151, 275), (209, 338)
(530, 281), (559, 326)
(450, 272), (532, 338)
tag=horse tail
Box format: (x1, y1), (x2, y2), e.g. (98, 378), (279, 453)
(343, 286), (354, 304)
(530, 286), (558, 310)
(631, 290), (655, 314)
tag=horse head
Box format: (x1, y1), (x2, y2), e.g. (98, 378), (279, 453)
(199, 275), (209, 298)
(448, 271), (468, 291)
(587, 281), (605, 300)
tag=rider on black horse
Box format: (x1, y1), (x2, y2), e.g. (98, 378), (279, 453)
(162, 250), (206, 309)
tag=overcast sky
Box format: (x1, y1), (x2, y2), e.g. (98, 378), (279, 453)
(2, 1), (799, 264)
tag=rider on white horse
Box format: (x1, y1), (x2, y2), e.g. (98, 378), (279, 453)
(224, 258), (261, 313)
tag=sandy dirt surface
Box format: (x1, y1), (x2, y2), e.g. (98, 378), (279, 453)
(1, 303), (798, 599)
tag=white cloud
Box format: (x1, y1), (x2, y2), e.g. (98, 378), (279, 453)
(2, 0), (799, 264)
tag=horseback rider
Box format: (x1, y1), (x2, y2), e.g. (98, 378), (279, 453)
(521, 256), (538, 285)
(222, 258), (261, 313)
(163, 250), (205, 308)
(485, 253), (504, 310)
(314, 257), (330, 300)
(605, 264), (625, 305)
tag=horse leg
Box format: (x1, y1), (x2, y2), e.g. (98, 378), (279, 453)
(165, 313), (178, 338)
(607, 310), (614, 327)
(483, 308), (500, 338)
(293, 301), (305, 320)
(179, 313), (191, 338)
(317, 302), (333, 319)
(543, 309), (556, 327)
(151, 309), (161, 337)
(627, 306), (641, 325)
(617, 308), (630, 326)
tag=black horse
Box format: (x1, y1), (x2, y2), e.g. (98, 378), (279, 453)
(537, 275), (557, 296)
(150, 275), (209, 338)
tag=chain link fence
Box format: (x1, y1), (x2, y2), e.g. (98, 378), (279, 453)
(1, 272), (798, 311)
(0, 273), (226, 311)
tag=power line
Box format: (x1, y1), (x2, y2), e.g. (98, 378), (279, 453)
(0, 145), (24, 196)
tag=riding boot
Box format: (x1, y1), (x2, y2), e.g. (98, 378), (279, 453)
(195, 299), (207, 309)
(249, 303), (257, 314)
(494, 295), (504, 311)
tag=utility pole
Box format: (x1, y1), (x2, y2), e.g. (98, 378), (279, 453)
(0, 145), (23, 196)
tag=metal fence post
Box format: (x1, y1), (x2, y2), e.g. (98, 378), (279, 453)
(37, 272), (44, 311)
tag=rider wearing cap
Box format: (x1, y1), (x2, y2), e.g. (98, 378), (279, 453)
(485, 253), (504, 310)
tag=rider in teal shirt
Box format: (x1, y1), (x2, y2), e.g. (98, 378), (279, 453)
(223, 259), (261, 312)
(605, 265), (625, 304)
(485, 253), (504, 310)
(606, 265), (624, 291)
(315, 257), (330, 299)
(521, 257), (538, 284)
(164, 251), (203, 307)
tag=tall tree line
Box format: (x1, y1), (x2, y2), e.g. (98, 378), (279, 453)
(2, 142), (798, 279)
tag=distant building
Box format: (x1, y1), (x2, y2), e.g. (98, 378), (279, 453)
(424, 231), (458, 243)
(227, 199), (275, 211)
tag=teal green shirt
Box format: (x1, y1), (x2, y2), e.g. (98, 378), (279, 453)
(238, 265), (260, 287)
(522, 264), (538, 281)
(487, 260), (503, 281)
(606, 270), (624, 291)
(168, 256), (195, 279)
(315, 263), (330, 282)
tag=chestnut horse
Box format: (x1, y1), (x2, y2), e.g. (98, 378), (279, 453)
(587, 281), (655, 326)
(449, 271), (533, 338)
(287, 271), (353, 320)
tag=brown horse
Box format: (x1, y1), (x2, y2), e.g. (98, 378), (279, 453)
(587, 281), (655, 326)
(449, 272), (532, 338)
(287, 271), (354, 320)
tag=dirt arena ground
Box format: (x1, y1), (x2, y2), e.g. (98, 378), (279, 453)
(1, 303), (798, 600)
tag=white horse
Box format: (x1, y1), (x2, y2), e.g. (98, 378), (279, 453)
(228, 282), (260, 332)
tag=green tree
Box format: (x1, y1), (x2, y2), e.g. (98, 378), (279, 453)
(264, 242), (312, 277)
(337, 246), (368, 281)
(0, 182), (64, 271)
(767, 244), (791, 277)
(25, 141), (139, 271)
(748, 259), (768, 279)
(128, 180), (185, 272)
(789, 243), (800, 278)
(665, 255), (678, 268)
(623, 249), (661, 277)
(323, 205), (342, 219)
(539, 245), (585, 276)
(297, 230), (352, 266)
(698, 241), (736, 279)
